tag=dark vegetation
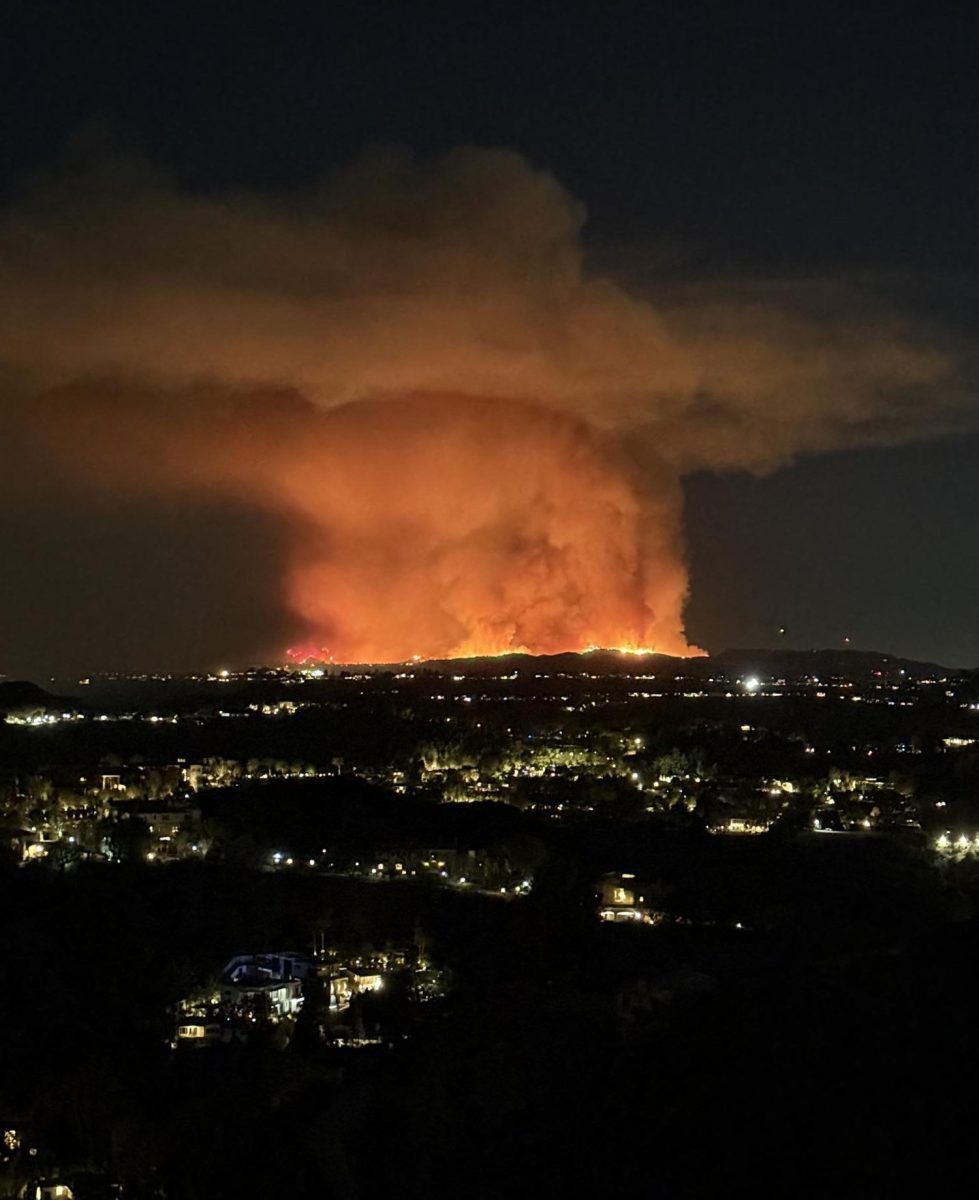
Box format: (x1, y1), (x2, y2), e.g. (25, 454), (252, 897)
(2, 820), (977, 1196)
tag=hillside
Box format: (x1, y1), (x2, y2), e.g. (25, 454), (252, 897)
(0, 680), (64, 714)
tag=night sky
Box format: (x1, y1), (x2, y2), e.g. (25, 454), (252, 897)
(3, 1), (979, 677)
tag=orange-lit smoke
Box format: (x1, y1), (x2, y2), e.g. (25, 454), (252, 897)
(32, 386), (691, 661)
(0, 144), (971, 664)
(248, 395), (691, 661)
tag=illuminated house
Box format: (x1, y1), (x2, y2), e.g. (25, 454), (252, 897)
(324, 972), (353, 1012)
(597, 872), (661, 924)
(18, 828), (60, 861)
(317, 965), (384, 1012)
(111, 798), (201, 856)
(176, 1020), (227, 1046)
(721, 817), (771, 834)
(222, 952), (315, 981)
(216, 952), (314, 1018)
(349, 966), (383, 993)
(219, 976), (303, 1018)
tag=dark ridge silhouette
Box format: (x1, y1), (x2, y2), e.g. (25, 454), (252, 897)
(321, 646), (955, 680)
(0, 679), (64, 714)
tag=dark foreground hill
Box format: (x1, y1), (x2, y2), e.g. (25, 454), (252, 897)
(0, 679), (66, 715)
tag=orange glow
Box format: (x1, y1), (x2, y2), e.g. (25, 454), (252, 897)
(261, 394), (700, 663)
(588, 643), (662, 656)
(36, 390), (703, 664)
(285, 642), (336, 665)
(3, 147), (961, 671)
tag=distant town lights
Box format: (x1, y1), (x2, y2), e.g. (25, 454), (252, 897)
(742, 676), (761, 693)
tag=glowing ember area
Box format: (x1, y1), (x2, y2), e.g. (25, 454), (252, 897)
(285, 642), (668, 666)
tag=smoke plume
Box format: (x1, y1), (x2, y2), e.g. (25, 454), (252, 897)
(0, 145), (971, 663)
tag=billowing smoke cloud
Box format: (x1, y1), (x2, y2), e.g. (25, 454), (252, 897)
(0, 145), (971, 662)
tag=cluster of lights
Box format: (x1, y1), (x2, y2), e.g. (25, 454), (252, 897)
(935, 832), (979, 853)
(4, 711), (83, 726)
